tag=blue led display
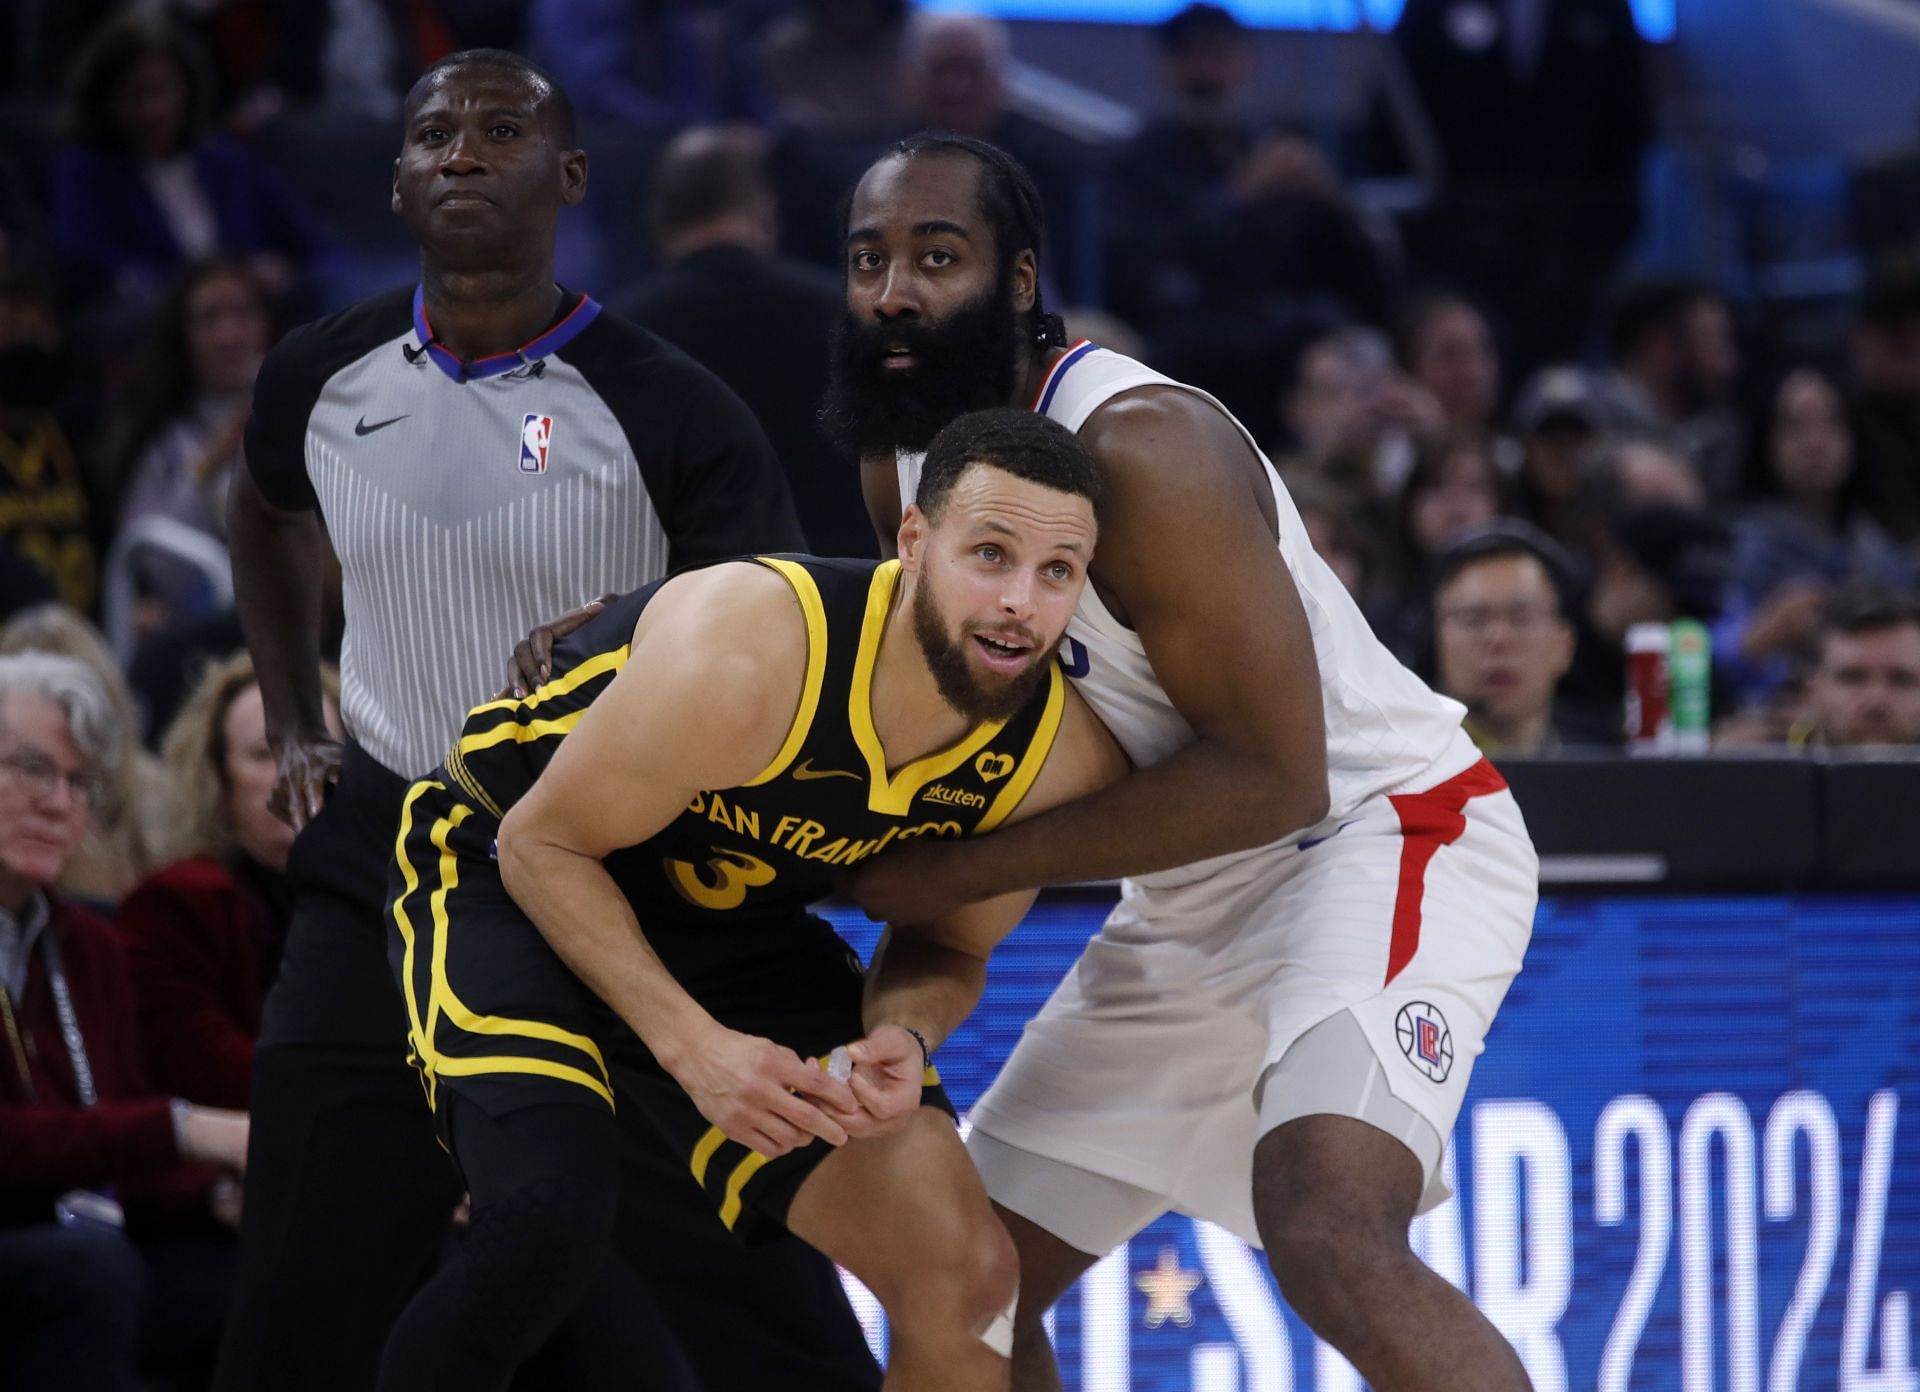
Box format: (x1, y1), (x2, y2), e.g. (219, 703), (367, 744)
(917, 0), (1676, 43)
(823, 892), (1917, 1388)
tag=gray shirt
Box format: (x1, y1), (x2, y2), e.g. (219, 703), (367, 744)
(244, 286), (804, 778)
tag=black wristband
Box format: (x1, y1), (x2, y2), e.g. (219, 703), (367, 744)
(901, 1026), (932, 1072)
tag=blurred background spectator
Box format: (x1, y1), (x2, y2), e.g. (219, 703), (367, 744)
(1394, 290), (1517, 471)
(1394, 0), (1650, 377)
(1373, 430), (1513, 662)
(0, 651), (247, 1392)
(1719, 366), (1916, 703)
(1792, 585), (1920, 748)
(1430, 523), (1582, 755)
(99, 259), (271, 641)
(1598, 277), (1744, 502)
(1512, 365), (1609, 553)
(1288, 472), (1377, 605)
(0, 606), (166, 906)
(759, 0), (911, 132)
(118, 654), (340, 1113)
(1276, 323), (1440, 504)
(611, 125), (868, 557)
(0, 274), (99, 617)
(51, 12), (325, 321)
(0, 1), (1912, 763)
(1106, 4), (1391, 345)
(528, 0), (767, 128)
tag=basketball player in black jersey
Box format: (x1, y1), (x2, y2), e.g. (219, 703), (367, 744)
(380, 409), (1126, 1390)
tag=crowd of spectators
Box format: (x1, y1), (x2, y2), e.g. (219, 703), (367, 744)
(2, 1), (1920, 1381)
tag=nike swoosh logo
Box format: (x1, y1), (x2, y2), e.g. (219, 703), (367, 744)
(791, 758), (862, 783)
(355, 414), (409, 436)
(1297, 820), (1358, 851)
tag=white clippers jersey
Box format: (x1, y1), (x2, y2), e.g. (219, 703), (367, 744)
(898, 343), (1474, 889)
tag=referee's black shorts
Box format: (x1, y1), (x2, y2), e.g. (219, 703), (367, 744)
(386, 776), (954, 1243)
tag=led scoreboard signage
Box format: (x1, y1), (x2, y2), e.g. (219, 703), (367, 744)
(824, 893), (1918, 1390)
(916, 0), (1677, 43)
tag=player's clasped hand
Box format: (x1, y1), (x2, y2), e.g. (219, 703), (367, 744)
(678, 1028), (857, 1158)
(502, 594), (620, 698)
(840, 1025), (924, 1138)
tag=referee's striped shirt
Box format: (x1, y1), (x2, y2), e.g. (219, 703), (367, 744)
(244, 285), (805, 779)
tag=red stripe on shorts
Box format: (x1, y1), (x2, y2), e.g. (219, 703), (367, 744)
(1382, 758), (1509, 986)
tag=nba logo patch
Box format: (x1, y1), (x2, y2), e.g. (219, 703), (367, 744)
(519, 414), (553, 473)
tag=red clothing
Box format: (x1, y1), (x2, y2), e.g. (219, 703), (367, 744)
(0, 897), (215, 1229)
(118, 856), (289, 1110)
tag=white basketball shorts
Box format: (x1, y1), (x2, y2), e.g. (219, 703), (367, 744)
(967, 750), (1537, 1252)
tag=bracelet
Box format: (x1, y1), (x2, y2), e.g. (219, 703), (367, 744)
(901, 1025), (932, 1072)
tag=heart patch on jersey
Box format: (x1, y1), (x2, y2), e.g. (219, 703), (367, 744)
(975, 752), (1015, 783)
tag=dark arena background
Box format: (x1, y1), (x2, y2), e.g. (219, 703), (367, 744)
(2, 1), (1918, 1389)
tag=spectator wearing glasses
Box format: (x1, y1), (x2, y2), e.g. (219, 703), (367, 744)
(1430, 523), (1582, 755)
(0, 606), (168, 906)
(0, 652), (250, 1392)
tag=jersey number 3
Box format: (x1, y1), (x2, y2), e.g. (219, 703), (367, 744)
(667, 848), (778, 911)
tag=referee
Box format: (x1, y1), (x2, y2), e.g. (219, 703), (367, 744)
(216, 50), (882, 1391)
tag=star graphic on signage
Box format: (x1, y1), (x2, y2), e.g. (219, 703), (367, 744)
(1136, 1246), (1202, 1329)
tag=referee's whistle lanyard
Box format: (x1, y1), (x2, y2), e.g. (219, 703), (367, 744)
(0, 927), (99, 1109)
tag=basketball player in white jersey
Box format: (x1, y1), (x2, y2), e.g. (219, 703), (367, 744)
(831, 134), (1539, 1392)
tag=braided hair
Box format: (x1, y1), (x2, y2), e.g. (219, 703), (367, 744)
(874, 132), (1068, 351)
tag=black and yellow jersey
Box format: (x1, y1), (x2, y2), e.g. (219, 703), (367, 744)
(439, 554), (1064, 933)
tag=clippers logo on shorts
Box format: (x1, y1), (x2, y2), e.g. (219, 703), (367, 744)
(1395, 1001), (1454, 1083)
(519, 414), (553, 473)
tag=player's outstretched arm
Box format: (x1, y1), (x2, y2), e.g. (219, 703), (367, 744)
(495, 564), (858, 1158)
(851, 687), (1128, 1125)
(853, 389), (1329, 922)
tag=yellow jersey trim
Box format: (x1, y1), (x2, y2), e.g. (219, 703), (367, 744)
(391, 780), (441, 1105)
(464, 641), (629, 719)
(420, 801), (614, 1110)
(443, 747), (505, 820)
(690, 1126), (728, 1187)
(718, 1151), (772, 1230)
(848, 561), (1008, 815)
(455, 645), (632, 755)
(745, 558), (830, 787)
(973, 663), (1066, 835)
(432, 1055), (614, 1109)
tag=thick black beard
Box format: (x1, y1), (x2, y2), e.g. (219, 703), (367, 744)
(910, 573), (1054, 725)
(822, 278), (1021, 457)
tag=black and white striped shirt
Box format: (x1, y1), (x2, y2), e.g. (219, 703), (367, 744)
(245, 285), (805, 778)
